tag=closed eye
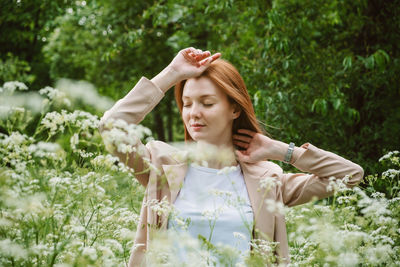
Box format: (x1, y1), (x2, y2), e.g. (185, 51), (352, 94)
(203, 103), (213, 107)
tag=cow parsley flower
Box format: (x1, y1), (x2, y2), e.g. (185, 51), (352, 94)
(2, 81), (28, 94)
(265, 199), (285, 215)
(259, 177), (281, 191)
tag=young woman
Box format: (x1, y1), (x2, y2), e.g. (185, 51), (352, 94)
(99, 47), (364, 266)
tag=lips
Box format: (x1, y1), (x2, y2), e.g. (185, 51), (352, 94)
(191, 123), (205, 131)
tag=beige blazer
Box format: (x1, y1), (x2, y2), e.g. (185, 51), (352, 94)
(99, 77), (364, 266)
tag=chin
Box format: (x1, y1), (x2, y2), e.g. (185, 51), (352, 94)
(190, 133), (206, 142)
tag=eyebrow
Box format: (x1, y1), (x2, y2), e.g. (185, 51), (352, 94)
(182, 94), (217, 99)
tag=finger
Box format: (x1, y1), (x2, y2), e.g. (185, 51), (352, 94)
(198, 51), (211, 61)
(195, 50), (206, 61)
(235, 150), (250, 162)
(233, 134), (252, 143)
(182, 47), (195, 53)
(237, 129), (256, 137)
(183, 49), (194, 60)
(183, 51), (199, 65)
(199, 52), (221, 66)
(199, 57), (211, 66)
(209, 52), (221, 62)
(182, 48), (196, 58)
(233, 140), (249, 149)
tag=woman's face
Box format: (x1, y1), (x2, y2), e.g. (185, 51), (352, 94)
(182, 76), (239, 147)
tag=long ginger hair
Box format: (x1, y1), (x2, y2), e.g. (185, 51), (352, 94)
(174, 59), (264, 141)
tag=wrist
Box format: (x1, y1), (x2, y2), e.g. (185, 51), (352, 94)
(265, 140), (287, 161)
(165, 64), (184, 82)
(283, 142), (295, 164)
(151, 65), (182, 93)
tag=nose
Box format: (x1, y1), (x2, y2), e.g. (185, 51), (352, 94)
(189, 102), (202, 118)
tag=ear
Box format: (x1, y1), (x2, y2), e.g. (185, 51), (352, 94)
(232, 104), (241, 119)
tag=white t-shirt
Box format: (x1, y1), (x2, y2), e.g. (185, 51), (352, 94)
(167, 163), (254, 264)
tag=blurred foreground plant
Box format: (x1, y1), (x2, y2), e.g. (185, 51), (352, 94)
(0, 80), (399, 266)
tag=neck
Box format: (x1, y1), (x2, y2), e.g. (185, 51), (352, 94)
(195, 141), (238, 169)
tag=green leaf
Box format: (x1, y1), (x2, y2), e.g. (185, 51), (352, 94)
(343, 56), (352, 70)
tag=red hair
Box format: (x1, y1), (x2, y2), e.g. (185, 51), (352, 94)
(174, 59), (264, 141)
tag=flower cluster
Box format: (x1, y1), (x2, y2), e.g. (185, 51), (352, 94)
(41, 109), (99, 136)
(39, 86), (71, 107)
(100, 118), (152, 155)
(1, 81), (28, 94)
(171, 141), (236, 168)
(1, 79), (399, 266)
(56, 78), (113, 111)
(259, 177), (282, 192)
(145, 196), (175, 217)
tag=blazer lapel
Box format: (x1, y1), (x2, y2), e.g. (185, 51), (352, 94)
(162, 163), (188, 203)
(240, 161), (277, 240)
(240, 161), (269, 215)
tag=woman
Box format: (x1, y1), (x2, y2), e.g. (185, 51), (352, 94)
(99, 47), (364, 266)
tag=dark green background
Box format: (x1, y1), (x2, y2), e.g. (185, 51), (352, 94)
(1, 0), (399, 180)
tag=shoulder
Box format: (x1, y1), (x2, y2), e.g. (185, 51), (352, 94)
(241, 160), (283, 179)
(145, 140), (184, 165)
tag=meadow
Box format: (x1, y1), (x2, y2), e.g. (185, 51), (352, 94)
(0, 80), (399, 266)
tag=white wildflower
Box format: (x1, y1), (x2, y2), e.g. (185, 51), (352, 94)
(0, 93), (44, 117)
(39, 86), (71, 107)
(100, 118), (151, 155)
(97, 245), (114, 258)
(72, 226), (86, 234)
(201, 206), (224, 221)
(117, 228), (135, 241)
(173, 216), (191, 231)
(146, 197), (175, 217)
(210, 189), (233, 198)
(56, 78), (113, 111)
(379, 150), (399, 162)
(250, 239), (279, 254)
(41, 110), (99, 136)
(233, 232), (247, 240)
(171, 141), (236, 168)
(91, 154), (119, 169)
(382, 169), (400, 179)
(28, 141), (62, 160)
(326, 176), (351, 193)
(259, 177), (281, 191)
(217, 165), (239, 175)
(70, 133), (79, 150)
(2, 81), (28, 94)
(337, 252), (359, 266)
(265, 199), (285, 215)
(0, 239), (28, 259)
(105, 239), (123, 254)
(82, 246), (97, 261)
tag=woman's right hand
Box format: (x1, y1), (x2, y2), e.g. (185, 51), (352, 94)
(168, 47), (221, 81)
(151, 47), (220, 93)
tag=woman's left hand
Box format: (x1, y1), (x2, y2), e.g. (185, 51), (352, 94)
(233, 129), (284, 163)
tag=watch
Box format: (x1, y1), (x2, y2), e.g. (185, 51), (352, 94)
(284, 142), (295, 164)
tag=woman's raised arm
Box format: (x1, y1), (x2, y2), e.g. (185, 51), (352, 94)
(98, 48), (220, 186)
(234, 129), (364, 206)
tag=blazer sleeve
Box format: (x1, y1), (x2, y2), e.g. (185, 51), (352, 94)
(280, 143), (364, 207)
(98, 77), (165, 186)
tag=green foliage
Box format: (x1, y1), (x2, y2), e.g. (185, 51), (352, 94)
(0, 53), (35, 84)
(0, 0), (75, 88)
(34, 0), (400, 178)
